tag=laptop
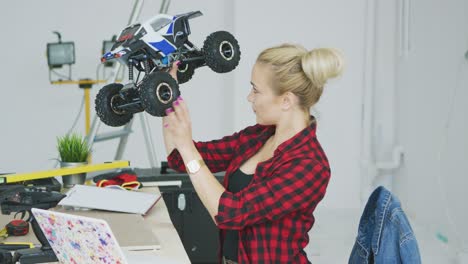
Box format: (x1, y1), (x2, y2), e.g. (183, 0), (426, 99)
(31, 208), (170, 264)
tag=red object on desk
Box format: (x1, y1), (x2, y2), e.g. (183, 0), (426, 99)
(6, 219), (29, 236)
(96, 173), (141, 190)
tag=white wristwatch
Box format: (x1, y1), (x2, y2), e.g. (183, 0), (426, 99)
(186, 159), (205, 174)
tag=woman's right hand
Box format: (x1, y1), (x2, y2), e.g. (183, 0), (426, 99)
(168, 60), (180, 82)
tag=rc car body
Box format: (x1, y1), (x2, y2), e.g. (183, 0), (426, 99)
(101, 11), (199, 67)
(96, 11), (241, 127)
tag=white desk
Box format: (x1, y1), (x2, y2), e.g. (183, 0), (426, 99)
(0, 187), (191, 263)
(139, 187), (191, 263)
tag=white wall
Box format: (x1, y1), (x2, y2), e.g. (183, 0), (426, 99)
(371, 0), (468, 261)
(395, 0), (468, 259)
(232, 0), (365, 209)
(0, 0), (364, 210)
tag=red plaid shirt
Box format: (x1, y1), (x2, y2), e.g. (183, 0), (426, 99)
(167, 118), (330, 263)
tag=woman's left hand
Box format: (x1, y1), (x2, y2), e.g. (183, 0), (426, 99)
(163, 96), (194, 153)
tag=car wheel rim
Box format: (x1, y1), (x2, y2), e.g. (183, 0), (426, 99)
(156, 82), (173, 104)
(219, 41), (234, 61)
(110, 95), (125, 115)
(178, 63), (189, 73)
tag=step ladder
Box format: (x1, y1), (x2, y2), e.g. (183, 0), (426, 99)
(86, 0), (171, 168)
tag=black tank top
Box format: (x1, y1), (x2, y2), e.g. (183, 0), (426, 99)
(223, 168), (253, 261)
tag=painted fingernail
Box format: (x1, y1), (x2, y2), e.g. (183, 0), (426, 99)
(176, 61), (181, 66)
(165, 108), (174, 114)
(178, 96), (183, 101)
(174, 100), (180, 106)
(163, 123), (169, 128)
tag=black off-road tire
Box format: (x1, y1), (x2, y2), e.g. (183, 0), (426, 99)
(140, 72), (180, 117)
(176, 61), (195, 84)
(203, 31), (241, 73)
(95, 83), (134, 127)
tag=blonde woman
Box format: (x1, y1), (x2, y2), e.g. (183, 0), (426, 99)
(163, 44), (344, 263)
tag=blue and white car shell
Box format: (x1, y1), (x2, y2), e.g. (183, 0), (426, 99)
(101, 11), (202, 66)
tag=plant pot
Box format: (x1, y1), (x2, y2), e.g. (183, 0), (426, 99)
(60, 161), (87, 188)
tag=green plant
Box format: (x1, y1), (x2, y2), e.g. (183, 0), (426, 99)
(57, 133), (90, 163)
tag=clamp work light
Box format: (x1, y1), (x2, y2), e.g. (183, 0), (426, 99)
(47, 31), (75, 81)
(47, 31), (75, 68)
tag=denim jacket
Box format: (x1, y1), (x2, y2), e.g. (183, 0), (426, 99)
(349, 186), (421, 264)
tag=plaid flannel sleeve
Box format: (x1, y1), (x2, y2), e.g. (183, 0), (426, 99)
(215, 158), (330, 229)
(167, 124), (265, 173)
(167, 133), (242, 173)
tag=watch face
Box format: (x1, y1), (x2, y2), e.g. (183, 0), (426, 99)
(187, 160), (201, 173)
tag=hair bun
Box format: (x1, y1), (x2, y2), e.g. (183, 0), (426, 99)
(301, 48), (344, 88)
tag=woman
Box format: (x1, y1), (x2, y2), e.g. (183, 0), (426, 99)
(163, 44), (344, 263)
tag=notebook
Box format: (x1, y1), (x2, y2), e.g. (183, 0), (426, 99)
(31, 208), (163, 264)
(58, 185), (161, 215)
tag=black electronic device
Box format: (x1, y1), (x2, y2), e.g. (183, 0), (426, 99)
(0, 249), (13, 264)
(22, 178), (62, 192)
(0, 186), (65, 215)
(13, 248), (58, 264)
(0, 186), (66, 263)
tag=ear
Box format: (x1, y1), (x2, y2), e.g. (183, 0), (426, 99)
(280, 92), (295, 111)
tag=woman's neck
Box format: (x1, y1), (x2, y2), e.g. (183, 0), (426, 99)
(271, 111), (309, 149)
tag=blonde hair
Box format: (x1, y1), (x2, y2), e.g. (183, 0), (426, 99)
(256, 44), (344, 110)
